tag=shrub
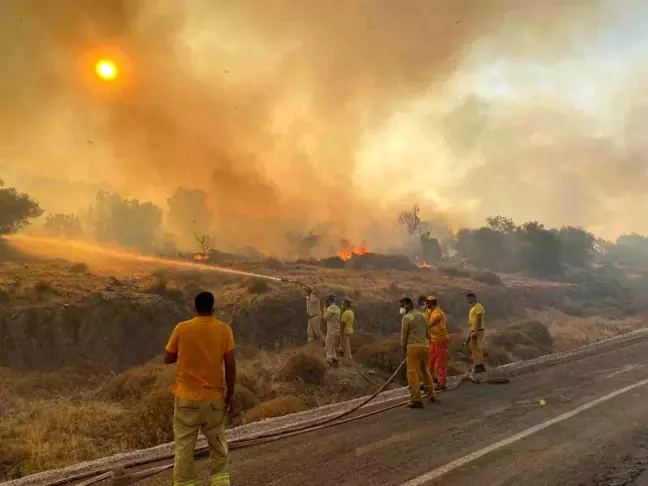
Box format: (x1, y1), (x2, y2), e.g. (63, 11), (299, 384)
(234, 385), (260, 412)
(264, 258), (286, 270)
(243, 395), (309, 424)
(34, 281), (54, 294)
(489, 320), (554, 358)
(355, 335), (403, 373)
(119, 388), (174, 449)
(321, 256), (346, 269)
(472, 271), (503, 286)
(280, 349), (327, 385)
(247, 279), (270, 294)
(99, 364), (172, 402)
(438, 265), (471, 278)
(69, 262), (89, 274)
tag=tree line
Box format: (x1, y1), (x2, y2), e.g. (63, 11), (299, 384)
(2, 180), (648, 279)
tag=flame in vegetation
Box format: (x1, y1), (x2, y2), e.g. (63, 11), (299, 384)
(418, 262), (432, 269)
(337, 246), (369, 262)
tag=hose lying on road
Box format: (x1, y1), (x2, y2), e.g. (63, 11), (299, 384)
(64, 367), (505, 486)
(62, 360), (406, 486)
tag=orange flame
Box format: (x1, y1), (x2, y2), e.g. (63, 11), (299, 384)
(337, 246), (369, 261)
(193, 254), (209, 261)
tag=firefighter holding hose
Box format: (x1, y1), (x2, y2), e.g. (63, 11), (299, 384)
(400, 296), (437, 408)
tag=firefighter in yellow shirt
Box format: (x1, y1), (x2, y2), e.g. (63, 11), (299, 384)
(340, 299), (354, 362)
(400, 297), (437, 408)
(466, 292), (486, 381)
(164, 291), (236, 486)
(425, 296), (449, 391)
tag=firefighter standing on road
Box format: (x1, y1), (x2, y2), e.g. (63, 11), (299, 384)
(340, 298), (355, 362)
(400, 297), (437, 408)
(466, 292), (486, 381)
(306, 289), (324, 344)
(323, 294), (342, 366)
(164, 291), (236, 486)
(425, 296), (449, 391)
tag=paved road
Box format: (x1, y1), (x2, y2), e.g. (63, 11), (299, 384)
(128, 332), (648, 486)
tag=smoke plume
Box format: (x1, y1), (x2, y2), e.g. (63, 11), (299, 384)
(2, 0), (635, 253)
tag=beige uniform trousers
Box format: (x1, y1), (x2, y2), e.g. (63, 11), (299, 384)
(307, 315), (324, 343)
(340, 333), (353, 362)
(469, 329), (485, 366)
(325, 327), (341, 362)
(173, 397), (230, 486)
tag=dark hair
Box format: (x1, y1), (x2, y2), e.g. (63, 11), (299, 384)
(466, 292), (476, 299)
(342, 298), (351, 307)
(195, 291), (215, 313)
(400, 297), (413, 306)
(418, 295), (427, 304)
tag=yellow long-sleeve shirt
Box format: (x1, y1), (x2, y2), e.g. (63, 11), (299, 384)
(400, 309), (429, 349)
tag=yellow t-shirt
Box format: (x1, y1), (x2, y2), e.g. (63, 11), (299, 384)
(165, 316), (235, 401)
(428, 307), (449, 342)
(468, 303), (485, 331)
(341, 309), (354, 335)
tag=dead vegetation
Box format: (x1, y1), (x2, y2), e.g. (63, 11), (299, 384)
(0, 252), (646, 480)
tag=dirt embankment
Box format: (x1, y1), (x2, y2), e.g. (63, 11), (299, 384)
(0, 257), (581, 373)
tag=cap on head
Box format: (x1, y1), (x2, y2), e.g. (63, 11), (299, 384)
(425, 295), (437, 305)
(466, 292), (476, 299)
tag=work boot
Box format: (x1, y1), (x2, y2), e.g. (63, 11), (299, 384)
(408, 401), (424, 409)
(435, 383), (447, 392)
(433, 378), (439, 385)
(477, 364), (487, 374)
(429, 395), (440, 404)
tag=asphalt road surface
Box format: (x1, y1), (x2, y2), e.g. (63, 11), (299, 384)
(125, 333), (648, 486)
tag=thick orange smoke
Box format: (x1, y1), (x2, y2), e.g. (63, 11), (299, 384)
(3, 0), (631, 253)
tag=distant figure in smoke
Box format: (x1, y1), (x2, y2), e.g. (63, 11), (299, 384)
(323, 294), (342, 365)
(340, 298), (355, 362)
(306, 289), (324, 344)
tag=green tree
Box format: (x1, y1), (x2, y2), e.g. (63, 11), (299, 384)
(558, 226), (595, 267)
(456, 227), (512, 271)
(518, 222), (563, 277)
(0, 180), (43, 234)
(44, 213), (83, 238)
(485, 215), (517, 234)
(92, 191), (162, 251)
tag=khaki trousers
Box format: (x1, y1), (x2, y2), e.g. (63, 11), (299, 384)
(325, 328), (341, 362)
(307, 315), (324, 343)
(469, 330), (485, 366)
(407, 347), (435, 403)
(173, 397), (230, 486)
(340, 333), (353, 362)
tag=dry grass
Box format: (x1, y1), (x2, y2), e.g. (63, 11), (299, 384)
(279, 348), (328, 385)
(243, 396), (309, 424)
(0, 249), (643, 479)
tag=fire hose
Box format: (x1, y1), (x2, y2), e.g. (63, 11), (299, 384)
(41, 360), (508, 486)
(52, 359), (406, 486)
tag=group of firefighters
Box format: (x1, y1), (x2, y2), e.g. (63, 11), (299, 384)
(305, 289), (486, 408)
(162, 288), (486, 486)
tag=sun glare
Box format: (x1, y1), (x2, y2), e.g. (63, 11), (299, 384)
(95, 59), (118, 81)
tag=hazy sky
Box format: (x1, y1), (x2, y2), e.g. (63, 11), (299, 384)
(1, 0), (647, 251)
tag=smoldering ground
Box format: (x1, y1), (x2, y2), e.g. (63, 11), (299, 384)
(2, 0), (640, 253)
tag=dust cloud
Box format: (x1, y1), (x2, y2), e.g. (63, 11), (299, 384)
(1, 0), (632, 254)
